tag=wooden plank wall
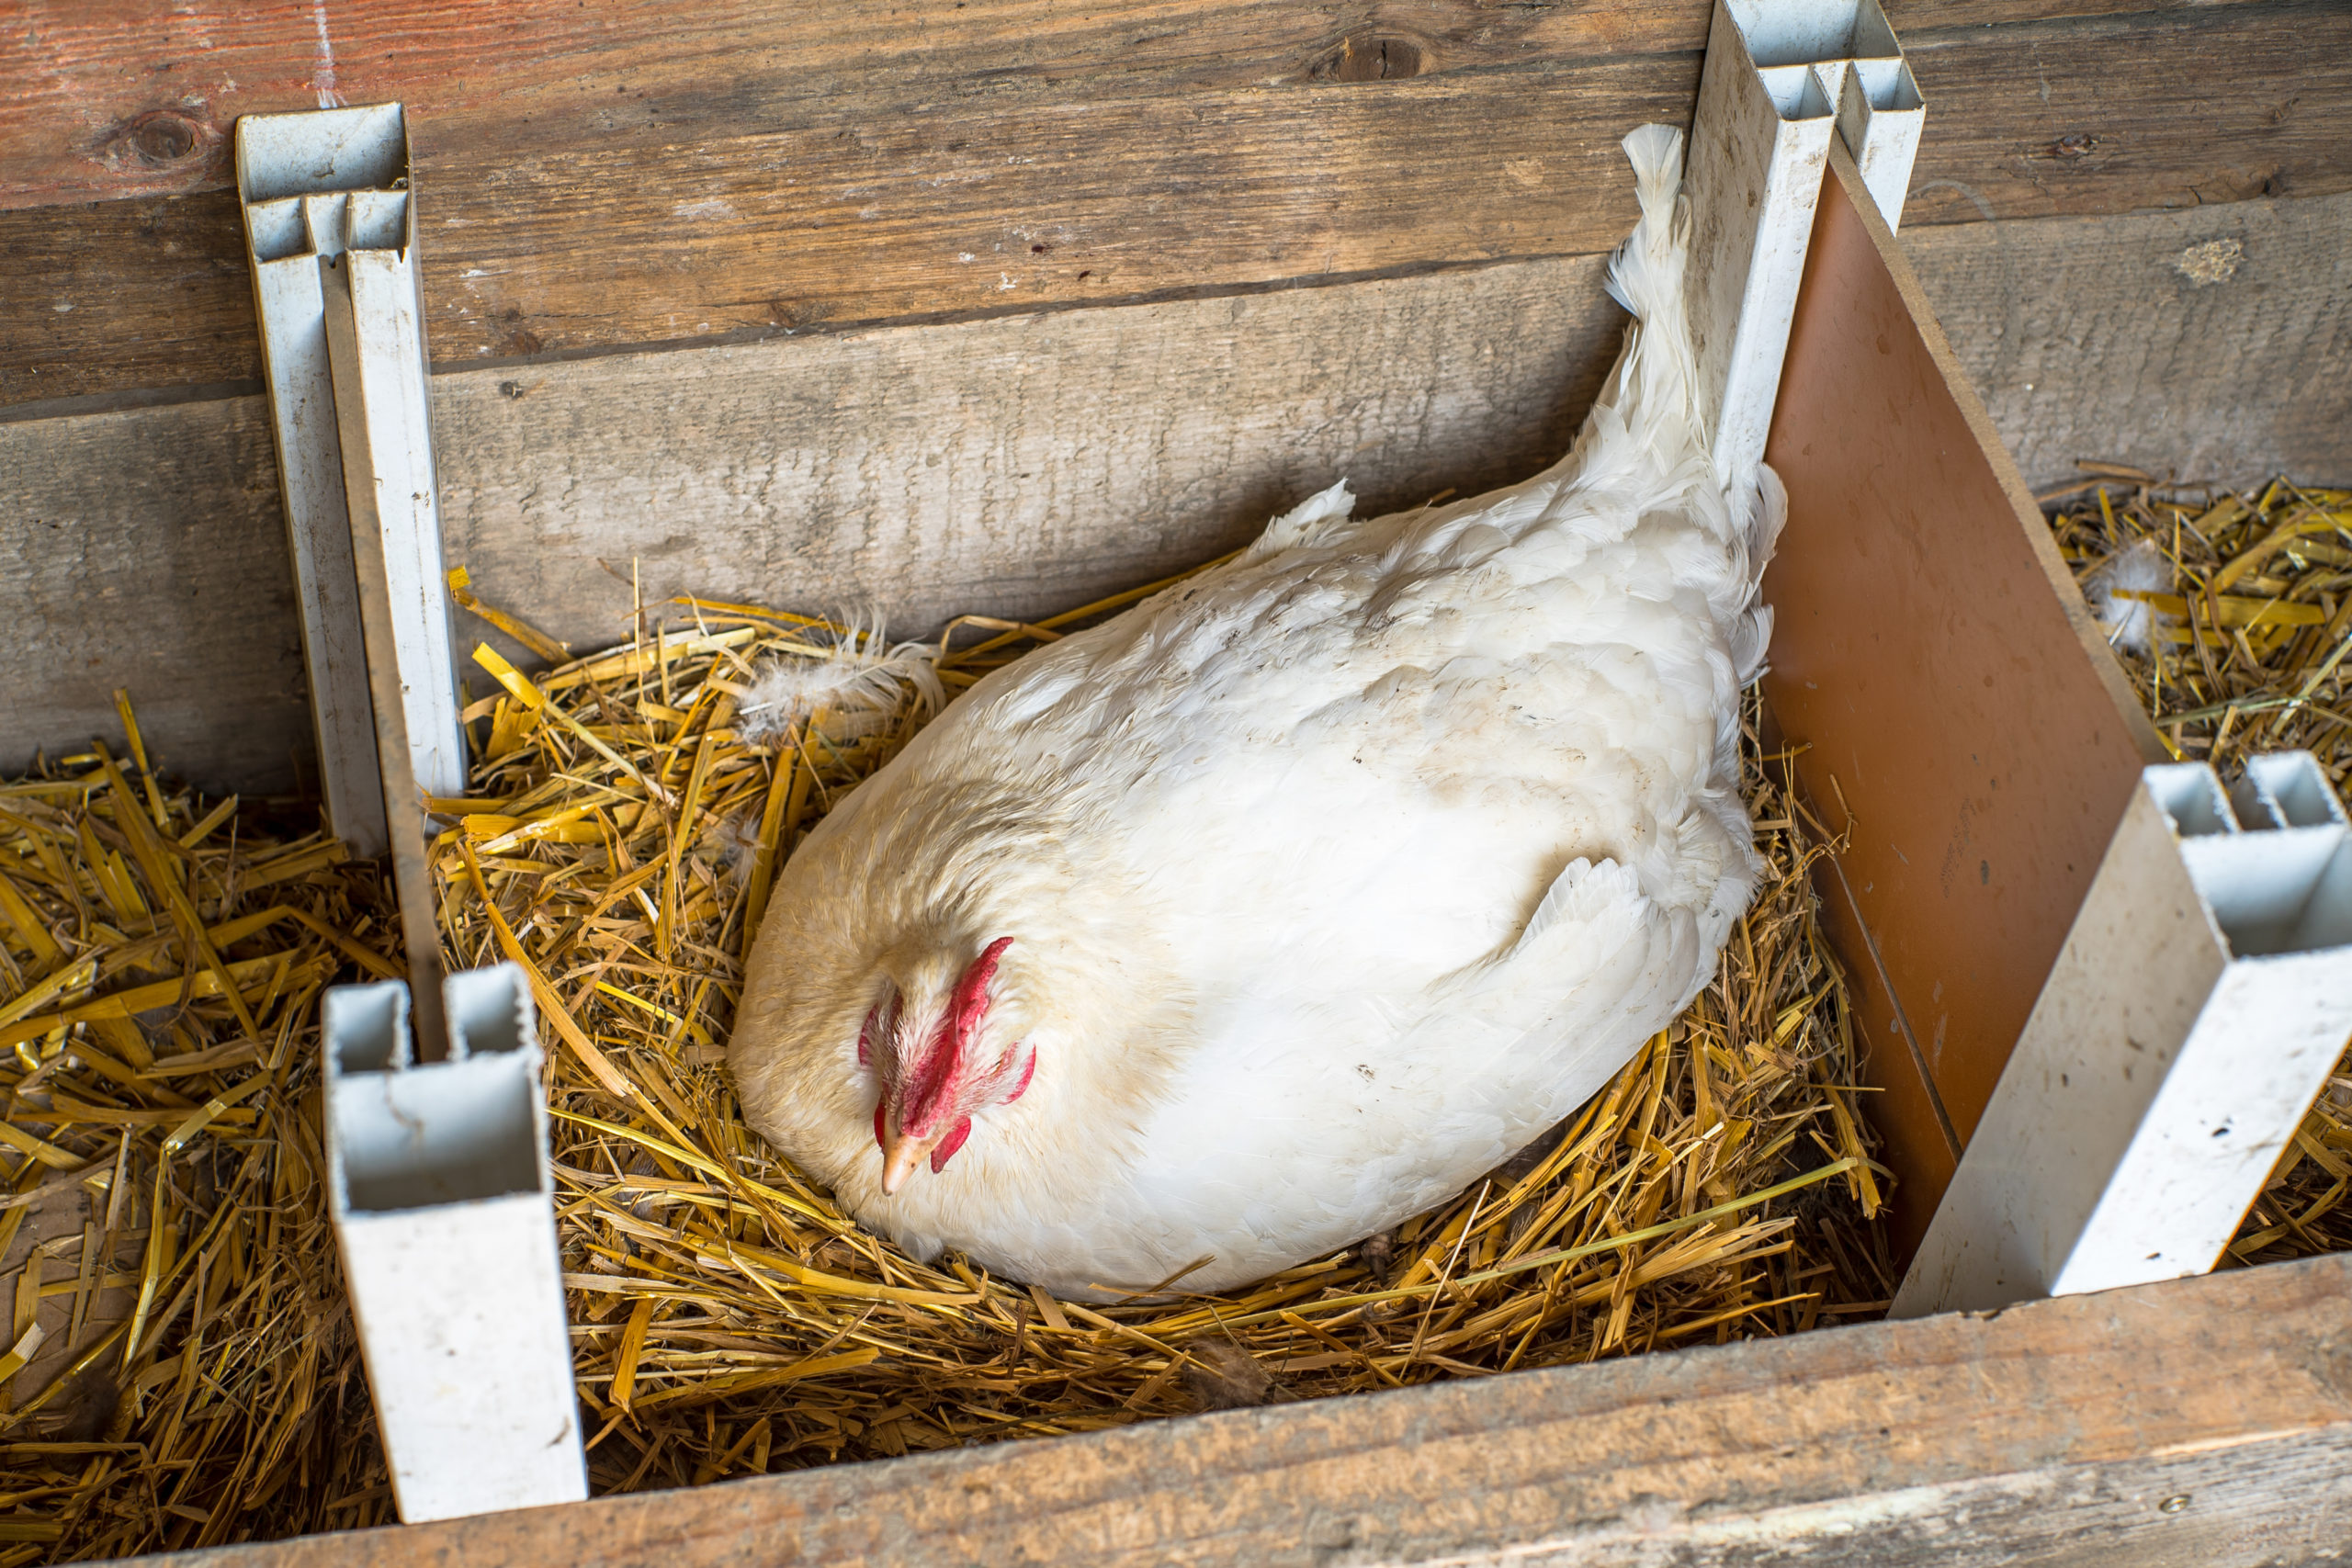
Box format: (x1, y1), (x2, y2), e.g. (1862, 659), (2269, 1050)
(6, 0), (2347, 407)
(4, 0), (2349, 794)
(8, 188), (2346, 794)
(5, 254), (1626, 789)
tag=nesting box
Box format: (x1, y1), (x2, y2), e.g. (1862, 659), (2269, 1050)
(3, 2), (2350, 1564)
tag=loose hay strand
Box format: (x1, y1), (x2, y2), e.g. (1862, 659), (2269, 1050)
(0, 740), (400, 1559)
(2, 571), (1894, 1555)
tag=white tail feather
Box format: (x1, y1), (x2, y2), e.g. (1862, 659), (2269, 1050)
(1604, 124), (1688, 324)
(1586, 124), (1705, 503)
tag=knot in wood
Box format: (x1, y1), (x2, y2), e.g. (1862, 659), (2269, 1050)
(1308, 31), (1430, 83)
(117, 108), (207, 167)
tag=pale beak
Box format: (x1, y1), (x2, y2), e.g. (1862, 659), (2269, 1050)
(877, 1122), (932, 1196)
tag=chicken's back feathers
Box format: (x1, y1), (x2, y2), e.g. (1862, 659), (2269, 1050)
(731, 126), (1778, 1297)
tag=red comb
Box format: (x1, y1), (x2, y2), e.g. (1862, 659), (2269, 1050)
(945, 937), (1014, 1049)
(899, 938), (1014, 1138)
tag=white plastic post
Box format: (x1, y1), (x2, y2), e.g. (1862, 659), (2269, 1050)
(319, 190), (468, 807)
(1893, 753), (2352, 1319)
(235, 104), (468, 845)
(236, 107), (401, 857)
(1683, 0), (1924, 491)
(239, 103), (466, 1056)
(323, 964), (587, 1523)
(1834, 54), (1924, 232)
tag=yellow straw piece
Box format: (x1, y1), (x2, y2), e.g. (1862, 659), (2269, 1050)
(448, 566), (571, 664)
(471, 642), (548, 710)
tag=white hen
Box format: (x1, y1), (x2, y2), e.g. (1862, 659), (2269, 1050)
(730, 124), (1782, 1299)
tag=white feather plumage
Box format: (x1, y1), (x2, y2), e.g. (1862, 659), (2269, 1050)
(730, 125), (1781, 1298)
(736, 613), (944, 745)
(2084, 538), (2175, 655)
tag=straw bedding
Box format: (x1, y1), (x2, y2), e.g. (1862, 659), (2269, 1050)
(8, 468), (2345, 1555)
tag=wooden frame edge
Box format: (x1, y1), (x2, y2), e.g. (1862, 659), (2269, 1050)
(151, 1253), (2352, 1567)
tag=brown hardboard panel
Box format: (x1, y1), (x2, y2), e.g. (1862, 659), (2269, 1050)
(1761, 146), (2169, 1241)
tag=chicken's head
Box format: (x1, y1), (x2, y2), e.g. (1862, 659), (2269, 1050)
(862, 935), (1035, 1193)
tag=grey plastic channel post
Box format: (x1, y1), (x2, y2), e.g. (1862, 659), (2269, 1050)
(1894, 752), (2352, 1318)
(322, 964), (587, 1523)
(237, 103), (468, 1057)
(234, 104), (468, 852)
(1683, 0), (1926, 492)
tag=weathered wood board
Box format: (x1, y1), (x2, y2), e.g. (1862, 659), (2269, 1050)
(5, 0), (2346, 407)
(7, 188), (2348, 796)
(3, 251), (1624, 793)
(0, 396), (307, 792)
(1922, 189), (2352, 490)
(0, 0), (2265, 213)
(151, 1252), (2352, 1567)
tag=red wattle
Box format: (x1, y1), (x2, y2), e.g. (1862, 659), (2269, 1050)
(931, 1116), (973, 1173)
(1001, 1048), (1036, 1104)
(873, 1101), (888, 1150)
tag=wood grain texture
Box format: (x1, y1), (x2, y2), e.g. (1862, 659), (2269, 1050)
(150, 1252), (2352, 1567)
(1925, 191), (2352, 489)
(7, 189), (2349, 799)
(0, 0), (2263, 209)
(433, 253), (1626, 657)
(1, 252), (1625, 795)
(0, 393), (307, 794)
(5, 1), (2346, 408)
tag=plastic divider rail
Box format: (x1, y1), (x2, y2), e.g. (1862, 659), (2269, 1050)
(238, 102), (467, 1060)
(1895, 752), (2352, 1317)
(1683, 0), (1925, 493)
(235, 104), (467, 853)
(322, 964), (588, 1522)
